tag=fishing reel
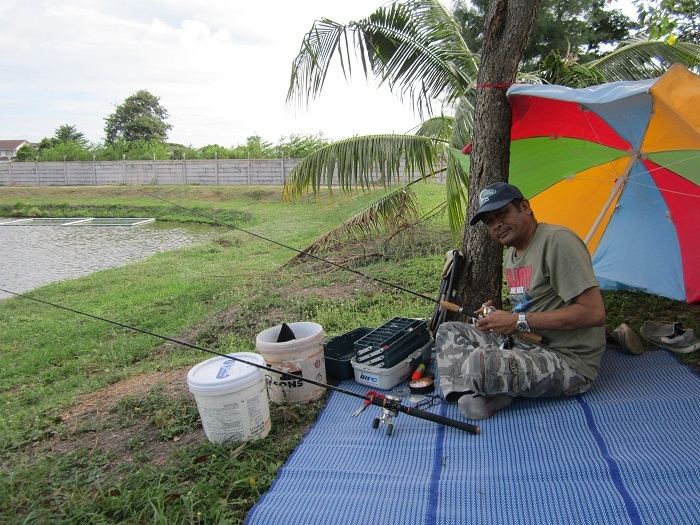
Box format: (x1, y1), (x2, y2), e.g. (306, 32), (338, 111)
(371, 395), (401, 436)
(479, 305), (497, 318)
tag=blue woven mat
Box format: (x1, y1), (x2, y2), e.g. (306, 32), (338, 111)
(245, 349), (700, 525)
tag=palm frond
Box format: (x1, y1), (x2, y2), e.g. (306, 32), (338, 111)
(287, 0), (478, 115)
(514, 71), (544, 85)
(429, 97), (473, 234)
(287, 18), (356, 108)
(586, 36), (700, 82)
(539, 49), (606, 87)
(365, 0), (478, 113)
(294, 185), (421, 258)
(445, 148), (469, 234)
(414, 116), (454, 141)
(449, 96), (473, 149)
(283, 134), (444, 200)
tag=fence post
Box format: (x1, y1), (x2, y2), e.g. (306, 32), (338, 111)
(93, 155), (97, 185)
(247, 155), (252, 185)
(8, 159), (12, 185)
(63, 156), (67, 185)
(152, 154), (156, 184)
(36, 158), (40, 185)
(122, 154), (127, 184)
(215, 152), (219, 185)
(183, 154), (187, 184)
(281, 157), (285, 185)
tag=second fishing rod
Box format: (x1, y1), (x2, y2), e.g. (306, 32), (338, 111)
(148, 192), (547, 345)
(0, 287), (480, 435)
(147, 192), (438, 305)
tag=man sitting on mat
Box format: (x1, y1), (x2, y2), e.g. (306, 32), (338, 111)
(436, 182), (608, 420)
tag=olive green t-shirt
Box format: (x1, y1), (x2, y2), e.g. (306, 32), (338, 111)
(504, 223), (606, 380)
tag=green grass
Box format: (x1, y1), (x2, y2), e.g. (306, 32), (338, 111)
(0, 183), (448, 524)
(0, 183), (697, 523)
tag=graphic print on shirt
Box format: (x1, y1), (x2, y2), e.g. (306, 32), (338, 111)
(506, 265), (533, 312)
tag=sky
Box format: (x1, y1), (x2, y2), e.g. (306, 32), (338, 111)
(0, 0), (637, 148)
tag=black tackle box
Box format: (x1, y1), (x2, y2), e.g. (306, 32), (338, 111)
(323, 327), (373, 380)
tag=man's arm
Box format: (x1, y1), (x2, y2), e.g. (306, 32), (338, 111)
(475, 286), (606, 334)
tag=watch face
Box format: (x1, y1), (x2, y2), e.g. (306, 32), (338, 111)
(516, 315), (529, 332)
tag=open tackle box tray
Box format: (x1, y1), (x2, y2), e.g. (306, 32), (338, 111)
(354, 328), (431, 368)
(354, 317), (429, 368)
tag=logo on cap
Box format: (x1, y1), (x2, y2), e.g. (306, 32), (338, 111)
(479, 188), (497, 206)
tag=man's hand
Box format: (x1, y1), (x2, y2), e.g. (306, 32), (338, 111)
(475, 305), (518, 335)
(473, 300), (494, 319)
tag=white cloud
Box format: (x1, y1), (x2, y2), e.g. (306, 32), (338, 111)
(0, 0), (424, 146)
(1, 0), (639, 146)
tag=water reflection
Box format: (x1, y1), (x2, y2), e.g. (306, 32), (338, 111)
(0, 219), (215, 300)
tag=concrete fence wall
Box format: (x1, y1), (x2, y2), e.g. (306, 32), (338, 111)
(0, 158), (302, 186)
(0, 158), (443, 186)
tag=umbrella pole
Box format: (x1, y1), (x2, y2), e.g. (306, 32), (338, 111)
(584, 154), (637, 246)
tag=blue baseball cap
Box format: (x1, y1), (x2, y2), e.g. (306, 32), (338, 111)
(469, 182), (525, 225)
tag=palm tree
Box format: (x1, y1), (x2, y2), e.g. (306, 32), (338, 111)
(285, 0), (483, 234)
(540, 36), (700, 87)
(284, 0), (700, 305)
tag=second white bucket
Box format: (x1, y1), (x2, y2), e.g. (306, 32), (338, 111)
(256, 322), (326, 403)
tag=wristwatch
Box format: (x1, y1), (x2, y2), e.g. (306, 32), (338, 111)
(516, 313), (531, 333)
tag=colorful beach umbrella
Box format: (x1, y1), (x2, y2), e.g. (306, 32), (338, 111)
(505, 64), (700, 304)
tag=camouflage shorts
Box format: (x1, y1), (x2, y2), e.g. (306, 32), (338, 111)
(435, 321), (591, 401)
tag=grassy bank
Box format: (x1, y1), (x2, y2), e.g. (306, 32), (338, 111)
(0, 183), (449, 523)
(0, 186), (299, 225)
(1, 184), (697, 523)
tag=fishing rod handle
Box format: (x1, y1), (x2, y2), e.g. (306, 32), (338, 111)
(440, 301), (548, 345)
(516, 331), (547, 345)
(439, 300), (463, 313)
(366, 396), (479, 434)
(401, 405), (480, 435)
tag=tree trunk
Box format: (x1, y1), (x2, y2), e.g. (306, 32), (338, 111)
(457, 0), (540, 311)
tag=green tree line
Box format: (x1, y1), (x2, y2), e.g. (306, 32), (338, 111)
(16, 132), (330, 162)
(15, 90), (330, 162)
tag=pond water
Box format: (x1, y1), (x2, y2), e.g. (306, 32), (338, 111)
(0, 219), (216, 300)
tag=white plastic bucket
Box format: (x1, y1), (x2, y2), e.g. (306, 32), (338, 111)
(256, 322), (326, 403)
(187, 352), (271, 443)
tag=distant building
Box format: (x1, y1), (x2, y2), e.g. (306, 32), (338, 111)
(0, 140), (30, 160)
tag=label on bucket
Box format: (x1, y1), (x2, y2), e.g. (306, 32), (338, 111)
(196, 383), (271, 443)
(216, 360), (234, 379)
(256, 321), (326, 403)
(264, 355), (326, 403)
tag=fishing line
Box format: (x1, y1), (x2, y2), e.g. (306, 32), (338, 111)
(382, 201), (447, 246)
(414, 201), (448, 223)
(315, 170), (446, 245)
(0, 287), (479, 435)
(146, 192), (437, 304)
(0, 287), (362, 398)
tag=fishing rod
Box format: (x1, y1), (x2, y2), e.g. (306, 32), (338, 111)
(147, 191), (551, 340)
(148, 192), (514, 336)
(439, 300), (548, 345)
(0, 287), (480, 435)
